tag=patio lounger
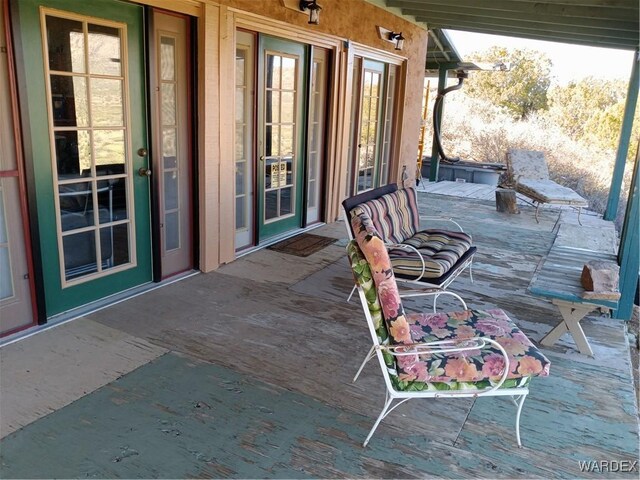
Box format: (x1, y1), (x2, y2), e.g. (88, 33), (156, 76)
(346, 209), (550, 447)
(342, 184), (476, 310)
(506, 149), (589, 223)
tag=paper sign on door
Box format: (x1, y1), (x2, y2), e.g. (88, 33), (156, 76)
(270, 161), (287, 188)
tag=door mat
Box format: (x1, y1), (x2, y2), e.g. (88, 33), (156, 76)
(267, 233), (337, 257)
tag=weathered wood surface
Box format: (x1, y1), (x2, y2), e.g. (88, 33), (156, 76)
(0, 193), (636, 478)
(529, 245), (619, 309)
(0, 319), (167, 438)
(1, 352), (637, 479)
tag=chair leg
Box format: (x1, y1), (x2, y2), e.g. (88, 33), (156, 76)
(534, 203), (541, 223)
(515, 394), (527, 448)
(432, 293), (440, 313)
(353, 345), (376, 383)
(363, 394), (394, 447)
(468, 261), (474, 284)
(347, 284), (357, 303)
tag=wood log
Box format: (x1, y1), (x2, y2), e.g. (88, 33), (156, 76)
(495, 188), (519, 214)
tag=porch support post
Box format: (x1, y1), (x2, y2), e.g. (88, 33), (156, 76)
(604, 49), (639, 221)
(614, 144), (639, 320)
(429, 65), (448, 182)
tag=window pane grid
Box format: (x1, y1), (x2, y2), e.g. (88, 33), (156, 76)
(45, 12), (133, 283)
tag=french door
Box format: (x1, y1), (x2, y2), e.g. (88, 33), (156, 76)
(347, 56), (399, 195)
(257, 36), (307, 241)
(14, 0), (152, 316)
(149, 10), (193, 279)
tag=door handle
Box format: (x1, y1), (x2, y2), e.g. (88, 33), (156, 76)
(138, 167), (152, 177)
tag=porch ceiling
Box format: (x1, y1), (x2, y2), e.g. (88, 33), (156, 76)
(384, 0), (640, 51)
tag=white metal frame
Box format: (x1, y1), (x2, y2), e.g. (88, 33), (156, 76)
(352, 283), (530, 448)
(342, 210), (473, 311)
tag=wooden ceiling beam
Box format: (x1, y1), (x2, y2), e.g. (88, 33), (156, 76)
(417, 14), (638, 42)
(423, 22), (639, 49)
(387, 0), (637, 21)
(398, 6), (637, 31)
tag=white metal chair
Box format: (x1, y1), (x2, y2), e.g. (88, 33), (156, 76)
(342, 184), (475, 312)
(346, 209), (551, 448)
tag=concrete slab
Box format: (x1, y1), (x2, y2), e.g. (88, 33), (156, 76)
(0, 319), (167, 438)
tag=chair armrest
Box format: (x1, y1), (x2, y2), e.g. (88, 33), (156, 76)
(385, 242), (427, 282)
(421, 216), (464, 233)
(378, 337), (510, 394)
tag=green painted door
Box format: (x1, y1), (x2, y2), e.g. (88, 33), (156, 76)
(14, 0), (152, 316)
(257, 36), (307, 241)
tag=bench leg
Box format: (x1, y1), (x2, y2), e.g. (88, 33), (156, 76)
(540, 301), (595, 356)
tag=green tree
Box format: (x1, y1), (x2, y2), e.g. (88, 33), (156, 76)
(547, 77), (638, 160)
(547, 77), (626, 139)
(464, 47), (552, 119)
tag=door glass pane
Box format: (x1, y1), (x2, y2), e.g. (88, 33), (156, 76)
(265, 91), (280, 123)
(91, 78), (123, 127)
(280, 125), (293, 157)
(88, 24), (121, 76)
(380, 65), (397, 185)
(55, 130), (91, 179)
(234, 35), (254, 247)
(281, 92), (294, 123)
(280, 187), (292, 215)
(94, 130), (125, 169)
(0, 247), (12, 300)
(161, 83), (176, 125)
(265, 190), (278, 220)
(164, 171), (178, 211)
(160, 37), (176, 81)
(163, 127), (177, 167)
(281, 57), (295, 90)
(62, 231), (97, 280)
(46, 16), (85, 73)
(59, 183), (94, 231)
(97, 178), (123, 223)
(101, 224), (129, 268)
(0, 187), (13, 300)
(235, 196), (246, 229)
(356, 66), (383, 193)
(164, 213), (179, 250)
(50, 76), (89, 127)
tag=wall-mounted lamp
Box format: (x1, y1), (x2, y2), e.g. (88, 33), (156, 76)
(376, 26), (407, 52)
(389, 31), (405, 51)
(299, 0), (322, 25)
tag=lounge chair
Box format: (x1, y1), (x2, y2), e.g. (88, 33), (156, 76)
(506, 149), (589, 224)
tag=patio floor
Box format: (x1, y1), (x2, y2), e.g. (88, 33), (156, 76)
(1, 188), (638, 478)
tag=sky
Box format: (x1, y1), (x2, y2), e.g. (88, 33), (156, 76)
(446, 30), (635, 86)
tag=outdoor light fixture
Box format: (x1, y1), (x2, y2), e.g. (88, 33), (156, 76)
(389, 31), (405, 50)
(299, 0), (322, 25)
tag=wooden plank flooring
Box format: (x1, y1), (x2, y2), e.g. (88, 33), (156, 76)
(0, 191), (636, 478)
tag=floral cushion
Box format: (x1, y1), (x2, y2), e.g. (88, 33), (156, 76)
(396, 309), (551, 391)
(390, 229), (473, 278)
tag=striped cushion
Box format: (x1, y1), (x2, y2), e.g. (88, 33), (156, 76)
(389, 229), (472, 278)
(352, 188), (419, 244)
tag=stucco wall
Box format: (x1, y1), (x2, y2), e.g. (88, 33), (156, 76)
(220, 0), (428, 185)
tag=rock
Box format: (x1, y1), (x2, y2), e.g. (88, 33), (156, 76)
(581, 260), (620, 300)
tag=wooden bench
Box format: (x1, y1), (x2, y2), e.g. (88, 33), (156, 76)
(529, 243), (619, 356)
